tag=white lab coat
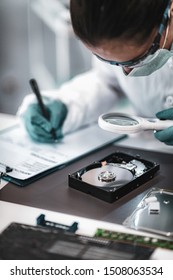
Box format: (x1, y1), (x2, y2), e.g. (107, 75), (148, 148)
(17, 55), (173, 135)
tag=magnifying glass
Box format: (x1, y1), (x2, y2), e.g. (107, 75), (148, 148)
(98, 113), (173, 134)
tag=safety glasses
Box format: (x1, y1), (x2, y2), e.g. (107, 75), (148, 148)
(95, 0), (171, 68)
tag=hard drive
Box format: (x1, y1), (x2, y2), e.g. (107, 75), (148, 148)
(123, 188), (173, 237)
(68, 151), (160, 203)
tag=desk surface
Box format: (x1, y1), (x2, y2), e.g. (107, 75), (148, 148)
(1, 113), (173, 259)
(0, 115), (173, 225)
(1, 138), (173, 224)
(0, 113), (18, 130)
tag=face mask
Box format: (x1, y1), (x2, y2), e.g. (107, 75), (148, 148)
(126, 49), (173, 77)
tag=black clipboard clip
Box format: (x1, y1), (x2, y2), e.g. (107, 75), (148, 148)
(0, 165), (13, 184)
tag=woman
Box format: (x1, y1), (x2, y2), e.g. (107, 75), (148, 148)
(18, 0), (173, 145)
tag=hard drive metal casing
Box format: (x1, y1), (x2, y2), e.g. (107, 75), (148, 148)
(68, 152), (160, 203)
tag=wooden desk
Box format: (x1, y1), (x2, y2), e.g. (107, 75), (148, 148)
(1, 114), (173, 260)
(1, 142), (173, 225)
(0, 113), (173, 224)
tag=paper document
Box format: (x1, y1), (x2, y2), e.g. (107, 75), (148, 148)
(0, 123), (125, 186)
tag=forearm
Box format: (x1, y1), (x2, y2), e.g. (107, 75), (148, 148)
(56, 70), (118, 134)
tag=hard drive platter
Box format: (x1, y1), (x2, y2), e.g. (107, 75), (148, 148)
(68, 151), (160, 203)
(81, 164), (133, 188)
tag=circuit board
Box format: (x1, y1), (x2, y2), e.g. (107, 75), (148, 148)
(95, 228), (173, 250)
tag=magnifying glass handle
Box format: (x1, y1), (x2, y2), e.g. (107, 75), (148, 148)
(147, 119), (173, 130)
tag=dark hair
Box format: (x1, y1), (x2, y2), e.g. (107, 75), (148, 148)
(70, 0), (169, 46)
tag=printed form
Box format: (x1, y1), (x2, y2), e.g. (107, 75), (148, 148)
(0, 123), (123, 183)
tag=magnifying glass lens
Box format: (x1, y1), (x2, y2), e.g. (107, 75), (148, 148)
(104, 115), (139, 126)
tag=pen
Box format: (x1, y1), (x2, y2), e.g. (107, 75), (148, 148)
(29, 78), (57, 140)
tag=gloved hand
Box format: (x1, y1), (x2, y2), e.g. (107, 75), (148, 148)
(23, 98), (68, 143)
(154, 108), (173, 145)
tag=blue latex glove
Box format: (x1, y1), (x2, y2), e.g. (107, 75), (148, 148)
(23, 99), (68, 143)
(154, 108), (173, 145)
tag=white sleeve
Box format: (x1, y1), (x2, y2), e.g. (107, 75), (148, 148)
(17, 58), (122, 134)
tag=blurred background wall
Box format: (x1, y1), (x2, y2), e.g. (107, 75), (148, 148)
(0, 0), (92, 114)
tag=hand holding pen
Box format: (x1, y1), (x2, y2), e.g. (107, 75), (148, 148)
(21, 79), (68, 143)
(29, 79), (57, 140)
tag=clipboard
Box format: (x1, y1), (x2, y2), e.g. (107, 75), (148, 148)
(0, 123), (125, 186)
